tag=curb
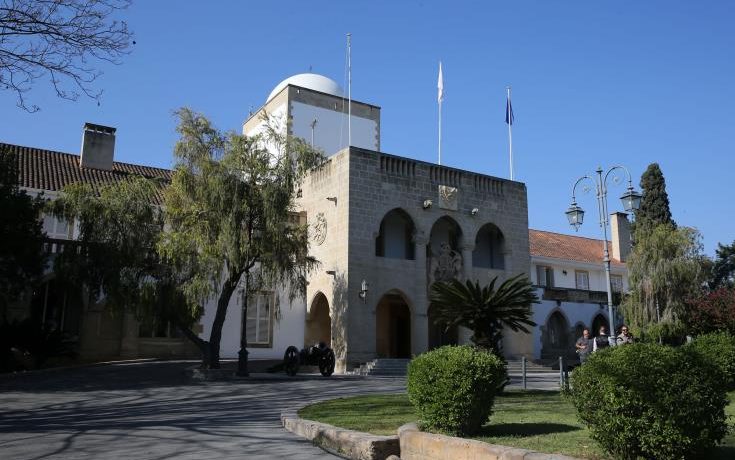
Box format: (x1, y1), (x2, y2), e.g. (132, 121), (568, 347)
(397, 423), (582, 460)
(281, 407), (400, 460)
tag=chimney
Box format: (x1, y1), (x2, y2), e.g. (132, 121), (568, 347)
(80, 123), (116, 170)
(610, 212), (631, 262)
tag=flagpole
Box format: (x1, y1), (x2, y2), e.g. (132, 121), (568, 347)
(438, 97), (442, 165)
(347, 33), (352, 148)
(438, 61), (443, 165)
(507, 86), (514, 181)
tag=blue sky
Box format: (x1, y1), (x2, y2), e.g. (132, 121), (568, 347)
(2, 1), (733, 255)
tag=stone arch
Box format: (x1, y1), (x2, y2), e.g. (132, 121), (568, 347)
(591, 313), (610, 337)
(375, 208), (416, 260)
(427, 216), (464, 283)
(375, 289), (413, 358)
(305, 292), (331, 347)
(540, 309), (573, 359)
(473, 223), (505, 269)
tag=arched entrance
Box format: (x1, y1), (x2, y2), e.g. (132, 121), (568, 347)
(541, 310), (571, 359)
(305, 292), (331, 348)
(376, 291), (412, 358)
(592, 314), (609, 337)
(428, 304), (458, 350)
(428, 216), (464, 283)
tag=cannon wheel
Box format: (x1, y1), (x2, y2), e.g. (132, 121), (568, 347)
(319, 348), (336, 377)
(283, 346), (300, 376)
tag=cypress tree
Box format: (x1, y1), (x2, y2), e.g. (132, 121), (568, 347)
(636, 163), (675, 228)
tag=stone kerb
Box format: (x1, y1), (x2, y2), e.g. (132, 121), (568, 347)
(281, 407), (399, 460)
(397, 423), (582, 460)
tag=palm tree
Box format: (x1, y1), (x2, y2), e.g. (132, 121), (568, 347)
(429, 274), (538, 353)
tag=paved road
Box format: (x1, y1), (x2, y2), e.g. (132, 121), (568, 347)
(0, 362), (405, 459)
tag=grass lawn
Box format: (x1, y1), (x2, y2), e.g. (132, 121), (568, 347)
(299, 390), (735, 460)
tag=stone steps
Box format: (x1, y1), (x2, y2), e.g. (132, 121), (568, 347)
(505, 359), (557, 374)
(352, 358), (410, 376)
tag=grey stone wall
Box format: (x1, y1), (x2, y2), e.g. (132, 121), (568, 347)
(296, 146), (532, 370)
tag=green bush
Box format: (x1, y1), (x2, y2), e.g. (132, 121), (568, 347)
(570, 343), (728, 460)
(407, 345), (506, 436)
(685, 331), (735, 391)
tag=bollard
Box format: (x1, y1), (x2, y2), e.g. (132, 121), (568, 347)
(559, 356), (564, 388)
(521, 356), (527, 389)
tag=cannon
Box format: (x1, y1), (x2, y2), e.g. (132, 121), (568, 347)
(283, 342), (336, 377)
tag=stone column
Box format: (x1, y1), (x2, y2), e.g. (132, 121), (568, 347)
(460, 243), (475, 282)
(412, 233), (429, 356)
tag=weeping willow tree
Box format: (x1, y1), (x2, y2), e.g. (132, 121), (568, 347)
(622, 223), (705, 338)
(158, 108), (324, 373)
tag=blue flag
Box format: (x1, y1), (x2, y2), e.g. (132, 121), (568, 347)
(505, 95), (514, 125)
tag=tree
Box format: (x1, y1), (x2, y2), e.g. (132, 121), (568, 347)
(621, 224), (705, 336)
(710, 240), (735, 290)
(428, 274), (538, 353)
(158, 108), (323, 372)
(0, 146), (46, 319)
(635, 163), (675, 229)
(684, 288), (735, 336)
(49, 176), (197, 333)
(0, 0), (134, 111)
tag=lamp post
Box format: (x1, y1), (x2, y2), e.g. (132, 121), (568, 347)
(565, 166), (642, 343)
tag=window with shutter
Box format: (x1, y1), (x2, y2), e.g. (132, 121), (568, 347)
(575, 271), (590, 290)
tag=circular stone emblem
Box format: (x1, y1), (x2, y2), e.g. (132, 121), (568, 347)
(313, 212), (327, 245)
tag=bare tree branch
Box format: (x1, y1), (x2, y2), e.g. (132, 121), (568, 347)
(0, 0), (133, 111)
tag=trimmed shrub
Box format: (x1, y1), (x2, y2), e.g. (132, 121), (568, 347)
(685, 331), (735, 390)
(570, 343), (728, 460)
(407, 345), (505, 436)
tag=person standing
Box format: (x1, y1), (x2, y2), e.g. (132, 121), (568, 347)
(575, 328), (593, 363)
(593, 326), (611, 352)
(616, 325), (634, 345)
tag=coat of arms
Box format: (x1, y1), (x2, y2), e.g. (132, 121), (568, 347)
(313, 212), (327, 246)
(438, 185), (458, 210)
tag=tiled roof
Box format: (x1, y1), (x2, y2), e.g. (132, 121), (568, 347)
(529, 229), (625, 266)
(3, 143), (171, 203)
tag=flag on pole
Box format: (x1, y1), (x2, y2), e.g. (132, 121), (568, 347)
(437, 62), (444, 103)
(505, 91), (514, 125)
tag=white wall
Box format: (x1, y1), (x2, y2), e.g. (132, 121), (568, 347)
(198, 283), (306, 360)
(290, 101), (378, 155)
(531, 258), (628, 291)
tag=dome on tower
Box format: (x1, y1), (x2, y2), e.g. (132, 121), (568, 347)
(267, 73), (344, 102)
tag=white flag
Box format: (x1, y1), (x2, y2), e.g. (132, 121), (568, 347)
(437, 61), (444, 103)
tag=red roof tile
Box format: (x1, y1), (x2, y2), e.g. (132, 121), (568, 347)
(3, 143), (171, 203)
(529, 229), (624, 266)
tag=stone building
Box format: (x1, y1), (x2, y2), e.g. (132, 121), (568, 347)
(204, 73), (532, 372)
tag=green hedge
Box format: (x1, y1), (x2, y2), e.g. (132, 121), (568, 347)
(407, 345), (506, 436)
(685, 331), (735, 391)
(569, 343), (728, 460)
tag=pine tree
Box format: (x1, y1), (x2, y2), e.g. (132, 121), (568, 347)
(636, 163), (675, 228)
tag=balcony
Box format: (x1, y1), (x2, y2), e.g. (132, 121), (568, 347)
(43, 238), (84, 255)
(541, 287), (609, 304)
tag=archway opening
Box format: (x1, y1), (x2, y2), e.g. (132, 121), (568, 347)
(428, 304), (458, 350)
(305, 293), (331, 348)
(473, 223), (505, 269)
(428, 216), (463, 282)
(375, 208), (415, 260)
(592, 314), (610, 337)
(376, 291), (412, 358)
(541, 310), (571, 359)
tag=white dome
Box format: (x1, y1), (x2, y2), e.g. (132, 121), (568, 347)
(267, 73), (343, 102)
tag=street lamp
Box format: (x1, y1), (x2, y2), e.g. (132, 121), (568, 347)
(566, 166), (641, 344)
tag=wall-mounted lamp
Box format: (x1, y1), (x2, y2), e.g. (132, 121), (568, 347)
(326, 196), (337, 205)
(326, 270), (336, 278)
(470, 207), (479, 216)
(423, 199), (433, 210)
(359, 279), (368, 302)
(562, 270), (568, 276)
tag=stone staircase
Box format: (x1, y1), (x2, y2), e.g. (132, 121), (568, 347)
(352, 358), (411, 376)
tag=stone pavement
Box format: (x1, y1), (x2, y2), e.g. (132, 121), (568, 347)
(0, 361), (405, 459)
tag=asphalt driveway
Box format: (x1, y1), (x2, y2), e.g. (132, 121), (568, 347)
(0, 361), (406, 459)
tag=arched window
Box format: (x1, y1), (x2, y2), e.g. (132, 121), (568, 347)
(375, 209), (415, 260)
(473, 223), (505, 269)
